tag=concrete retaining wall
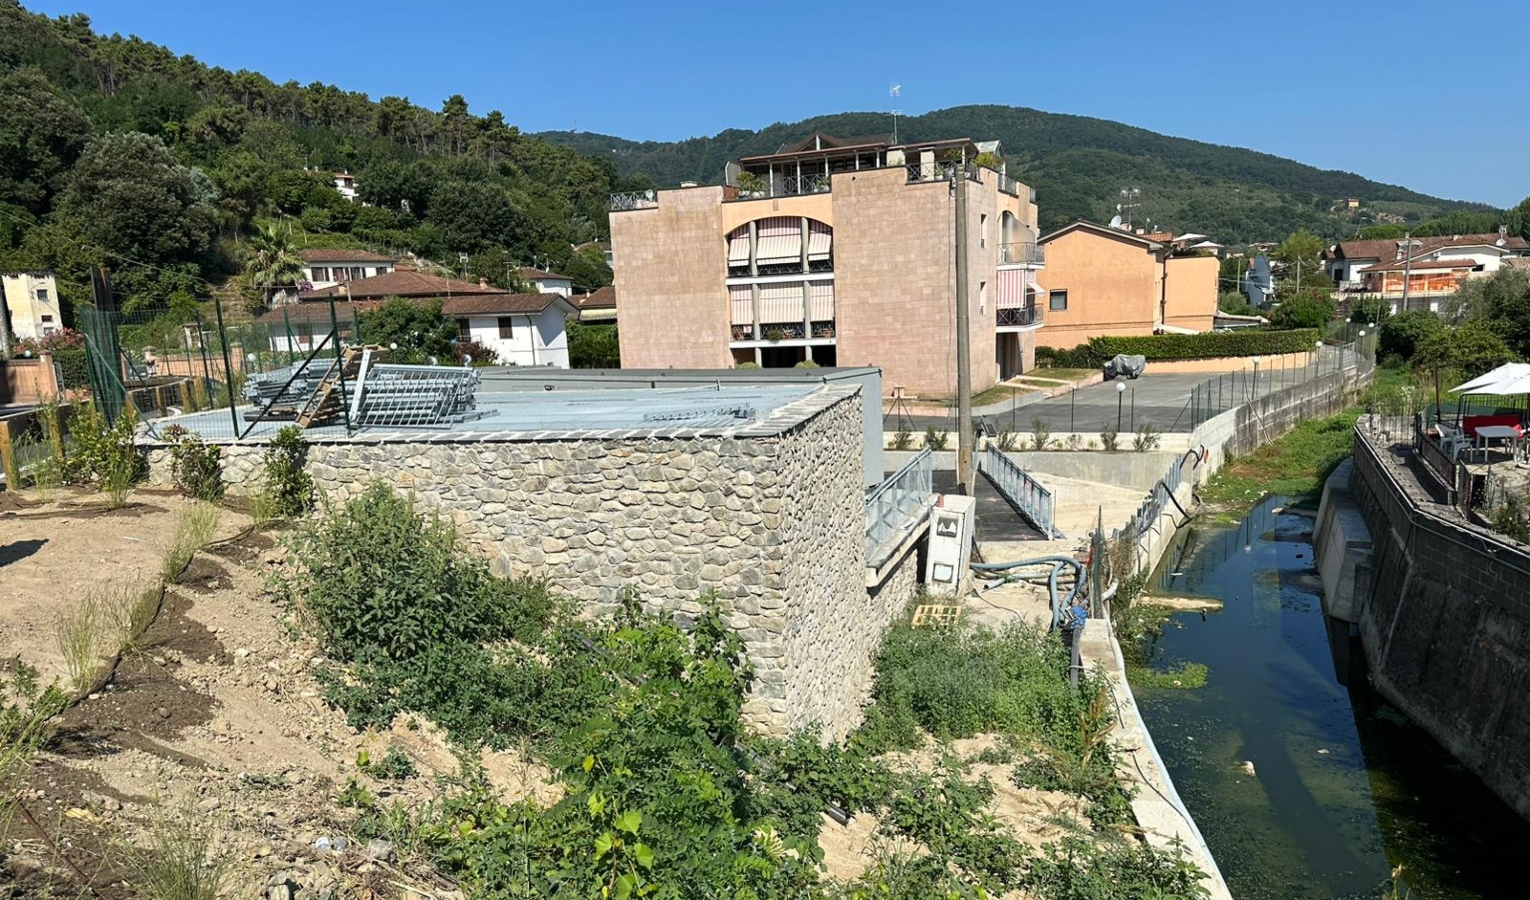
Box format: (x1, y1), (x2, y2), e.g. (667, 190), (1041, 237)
(1192, 365), (1370, 478)
(1340, 433), (1530, 821)
(147, 389), (894, 740)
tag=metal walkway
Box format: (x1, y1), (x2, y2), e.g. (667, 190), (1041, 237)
(933, 470), (1045, 544)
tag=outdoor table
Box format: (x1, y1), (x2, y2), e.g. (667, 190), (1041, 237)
(1474, 425), (1522, 460)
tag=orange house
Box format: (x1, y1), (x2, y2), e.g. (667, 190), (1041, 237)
(1035, 221), (1218, 349)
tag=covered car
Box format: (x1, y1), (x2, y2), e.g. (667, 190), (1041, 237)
(1102, 354), (1146, 380)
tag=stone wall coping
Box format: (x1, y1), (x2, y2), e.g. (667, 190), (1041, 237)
(138, 384), (862, 448)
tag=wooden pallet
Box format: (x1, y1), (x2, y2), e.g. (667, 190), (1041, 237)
(911, 605), (963, 628)
(295, 347), (371, 427)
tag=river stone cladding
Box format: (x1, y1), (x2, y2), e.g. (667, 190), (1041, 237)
(144, 387), (878, 737)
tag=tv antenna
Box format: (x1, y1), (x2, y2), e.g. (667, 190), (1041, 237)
(889, 84), (902, 144)
(1118, 188), (1142, 229)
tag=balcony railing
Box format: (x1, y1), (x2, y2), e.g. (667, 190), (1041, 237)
(997, 305), (1039, 327)
(978, 447), (1061, 538)
(906, 161), (959, 184)
(998, 242), (1044, 266)
(610, 190), (658, 211)
(865, 448), (934, 561)
(731, 173), (832, 201)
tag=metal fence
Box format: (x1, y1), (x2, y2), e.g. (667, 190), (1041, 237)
(1185, 337), (1373, 429)
(609, 190), (659, 211)
(978, 445), (1062, 538)
(1127, 451), (1199, 540)
(865, 448), (934, 561)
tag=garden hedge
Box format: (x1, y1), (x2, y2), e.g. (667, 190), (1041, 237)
(52, 348), (91, 388)
(1037, 329), (1321, 369)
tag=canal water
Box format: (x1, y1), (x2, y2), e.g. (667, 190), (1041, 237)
(1135, 495), (1530, 900)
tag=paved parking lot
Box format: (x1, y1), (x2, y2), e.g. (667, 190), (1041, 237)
(891, 368), (1317, 434)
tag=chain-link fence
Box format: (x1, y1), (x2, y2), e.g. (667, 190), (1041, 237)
(77, 295), (347, 441)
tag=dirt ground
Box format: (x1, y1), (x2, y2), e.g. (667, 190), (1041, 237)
(2, 488), (551, 900)
(4, 486), (1125, 900)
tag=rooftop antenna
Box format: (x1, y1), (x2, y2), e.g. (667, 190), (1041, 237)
(1119, 187), (1142, 229)
(889, 84), (902, 144)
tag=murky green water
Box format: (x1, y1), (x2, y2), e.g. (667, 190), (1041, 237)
(1136, 495), (1530, 899)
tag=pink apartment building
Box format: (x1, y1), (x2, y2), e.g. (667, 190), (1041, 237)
(607, 133), (1045, 398)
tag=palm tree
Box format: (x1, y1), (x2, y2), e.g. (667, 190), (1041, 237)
(245, 223), (306, 308)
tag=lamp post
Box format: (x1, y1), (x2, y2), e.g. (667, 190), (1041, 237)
(1315, 340), (1323, 377)
(1116, 381), (1126, 432)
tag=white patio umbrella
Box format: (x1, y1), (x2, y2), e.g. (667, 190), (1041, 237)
(1450, 363), (1530, 394)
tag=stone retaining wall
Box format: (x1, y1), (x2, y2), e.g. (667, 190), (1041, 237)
(1343, 433), (1530, 821)
(146, 388), (881, 738)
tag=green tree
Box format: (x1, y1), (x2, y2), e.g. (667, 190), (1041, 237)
(1348, 296), (1390, 325)
(60, 132), (217, 273)
(1218, 292), (1256, 317)
(0, 68), (91, 215)
(1505, 196), (1530, 242)
(1378, 310), (1442, 362)
(427, 180), (523, 255)
(358, 298), (456, 362)
(1412, 322), (1516, 380)
(1269, 294), (1335, 329)
(568, 320), (620, 368)
(1273, 229), (1325, 267)
(1447, 267), (1530, 355)
(243, 223), (306, 308)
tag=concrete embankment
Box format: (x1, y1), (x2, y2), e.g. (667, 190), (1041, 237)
(1316, 430), (1530, 822)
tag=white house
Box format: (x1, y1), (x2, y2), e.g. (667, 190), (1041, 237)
(450, 293), (576, 367)
(519, 267), (574, 297)
(299, 250), (396, 291)
(252, 270), (574, 368)
(1, 271), (63, 340)
(333, 171), (359, 202)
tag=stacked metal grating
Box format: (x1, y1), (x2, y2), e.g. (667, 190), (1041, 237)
(243, 359), (328, 416)
(350, 362), (487, 427)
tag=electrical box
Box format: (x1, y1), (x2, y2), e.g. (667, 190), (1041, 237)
(923, 494), (976, 599)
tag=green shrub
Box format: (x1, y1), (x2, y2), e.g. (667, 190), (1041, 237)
(1133, 425), (1161, 452)
(924, 427), (949, 451)
(260, 425), (314, 518)
(1046, 329), (1322, 369)
(357, 745), (418, 781)
(64, 403), (143, 505)
(1100, 427), (1120, 452)
(164, 426), (224, 501)
(889, 428), (914, 451)
(295, 482), (561, 665)
(857, 621), (1098, 754)
(52, 348), (90, 389)
(1021, 836), (1207, 899)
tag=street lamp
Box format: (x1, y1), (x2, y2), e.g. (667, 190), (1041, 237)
(1116, 381), (1126, 432)
(1315, 340), (1323, 377)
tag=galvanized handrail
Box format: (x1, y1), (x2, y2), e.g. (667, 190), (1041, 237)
(979, 446), (1062, 538)
(609, 190), (658, 211)
(997, 241), (1044, 266)
(865, 448), (934, 560)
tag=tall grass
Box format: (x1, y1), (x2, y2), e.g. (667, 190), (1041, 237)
(125, 805), (232, 900)
(53, 589), (123, 696)
(2, 664), (67, 836)
(161, 502), (222, 584)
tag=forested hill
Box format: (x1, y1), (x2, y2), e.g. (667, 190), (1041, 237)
(539, 105), (1485, 243)
(0, 1), (639, 314)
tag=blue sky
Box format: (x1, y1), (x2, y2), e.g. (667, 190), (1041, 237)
(26, 0), (1530, 206)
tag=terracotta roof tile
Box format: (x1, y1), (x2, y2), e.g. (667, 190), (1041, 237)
(301, 270), (499, 300)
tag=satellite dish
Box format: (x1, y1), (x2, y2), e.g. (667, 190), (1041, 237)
(1109, 214), (1124, 229)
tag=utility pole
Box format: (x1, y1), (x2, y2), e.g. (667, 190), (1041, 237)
(1401, 231), (1413, 312)
(954, 163), (974, 495)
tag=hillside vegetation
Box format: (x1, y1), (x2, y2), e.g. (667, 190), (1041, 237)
(0, 1), (638, 317)
(541, 105), (1487, 243)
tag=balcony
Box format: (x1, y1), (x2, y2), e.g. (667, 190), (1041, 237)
(731, 172), (832, 201)
(997, 242), (1044, 266)
(997, 305), (1040, 328)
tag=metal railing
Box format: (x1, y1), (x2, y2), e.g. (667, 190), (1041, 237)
(994, 171), (1022, 197)
(978, 446), (1062, 538)
(906, 161), (959, 184)
(865, 447), (934, 560)
(781, 173), (831, 196)
(1130, 451), (1198, 538)
(609, 190), (659, 211)
(996, 305), (1039, 327)
(997, 241), (1044, 266)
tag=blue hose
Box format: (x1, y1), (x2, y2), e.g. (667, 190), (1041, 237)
(971, 555), (1084, 629)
